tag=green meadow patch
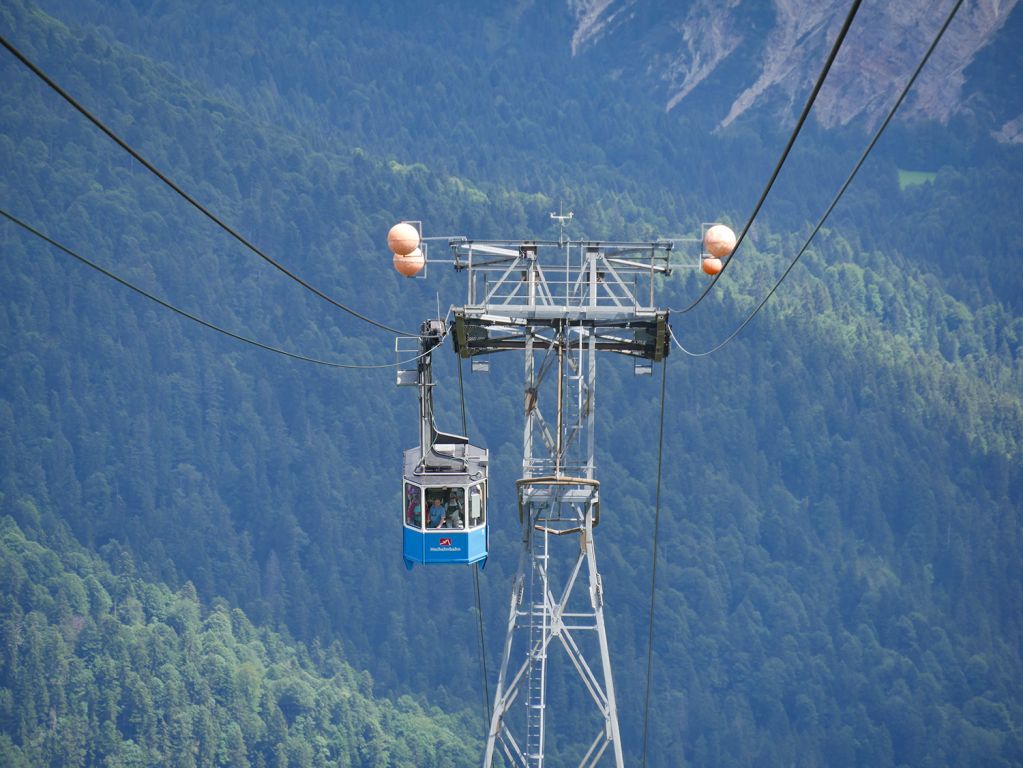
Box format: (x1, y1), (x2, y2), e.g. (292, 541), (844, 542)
(898, 168), (937, 190)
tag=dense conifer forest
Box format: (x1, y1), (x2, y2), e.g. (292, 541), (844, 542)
(1, 0), (1021, 765)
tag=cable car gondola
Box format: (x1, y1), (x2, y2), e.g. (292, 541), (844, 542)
(400, 320), (488, 570)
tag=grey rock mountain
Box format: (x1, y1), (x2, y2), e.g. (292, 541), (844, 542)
(567, 0), (1021, 140)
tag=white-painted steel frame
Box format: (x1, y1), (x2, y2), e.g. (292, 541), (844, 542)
(452, 239), (671, 322)
(465, 237), (678, 768)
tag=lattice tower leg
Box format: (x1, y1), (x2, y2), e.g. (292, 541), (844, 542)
(483, 327), (623, 767)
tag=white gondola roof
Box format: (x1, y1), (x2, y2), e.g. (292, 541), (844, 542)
(403, 443), (488, 484)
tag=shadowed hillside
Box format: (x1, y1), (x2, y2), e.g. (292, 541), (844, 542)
(1, 0), (1021, 765)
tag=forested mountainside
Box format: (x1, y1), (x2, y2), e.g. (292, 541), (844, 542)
(1, 0), (1021, 766)
(0, 518), (476, 767)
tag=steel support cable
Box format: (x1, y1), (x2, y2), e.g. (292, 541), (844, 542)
(473, 567), (492, 732)
(670, 0), (964, 359)
(673, 0), (864, 315)
(1, 208), (427, 370)
(458, 357), (492, 734)
(457, 354), (470, 436)
(640, 358), (669, 768)
(0, 34), (416, 338)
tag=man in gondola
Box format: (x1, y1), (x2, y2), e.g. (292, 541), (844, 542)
(427, 496), (447, 528)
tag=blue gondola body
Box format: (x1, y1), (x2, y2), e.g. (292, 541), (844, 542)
(402, 526), (488, 567)
(402, 444), (488, 570)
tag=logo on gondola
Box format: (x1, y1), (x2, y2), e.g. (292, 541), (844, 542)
(439, 538), (452, 547)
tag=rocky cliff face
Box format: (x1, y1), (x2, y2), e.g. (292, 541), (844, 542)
(567, 0), (1021, 141)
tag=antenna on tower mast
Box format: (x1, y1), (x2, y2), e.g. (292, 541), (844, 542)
(550, 206), (574, 246)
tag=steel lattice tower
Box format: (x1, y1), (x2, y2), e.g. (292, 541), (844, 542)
(443, 234), (674, 767)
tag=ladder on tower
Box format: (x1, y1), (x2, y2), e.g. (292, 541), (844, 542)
(524, 532), (549, 766)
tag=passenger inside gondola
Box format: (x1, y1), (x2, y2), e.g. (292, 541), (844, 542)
(427, 496), (447, 528)
(405, 484), (422, 527)
(445, 489), (464, 529)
